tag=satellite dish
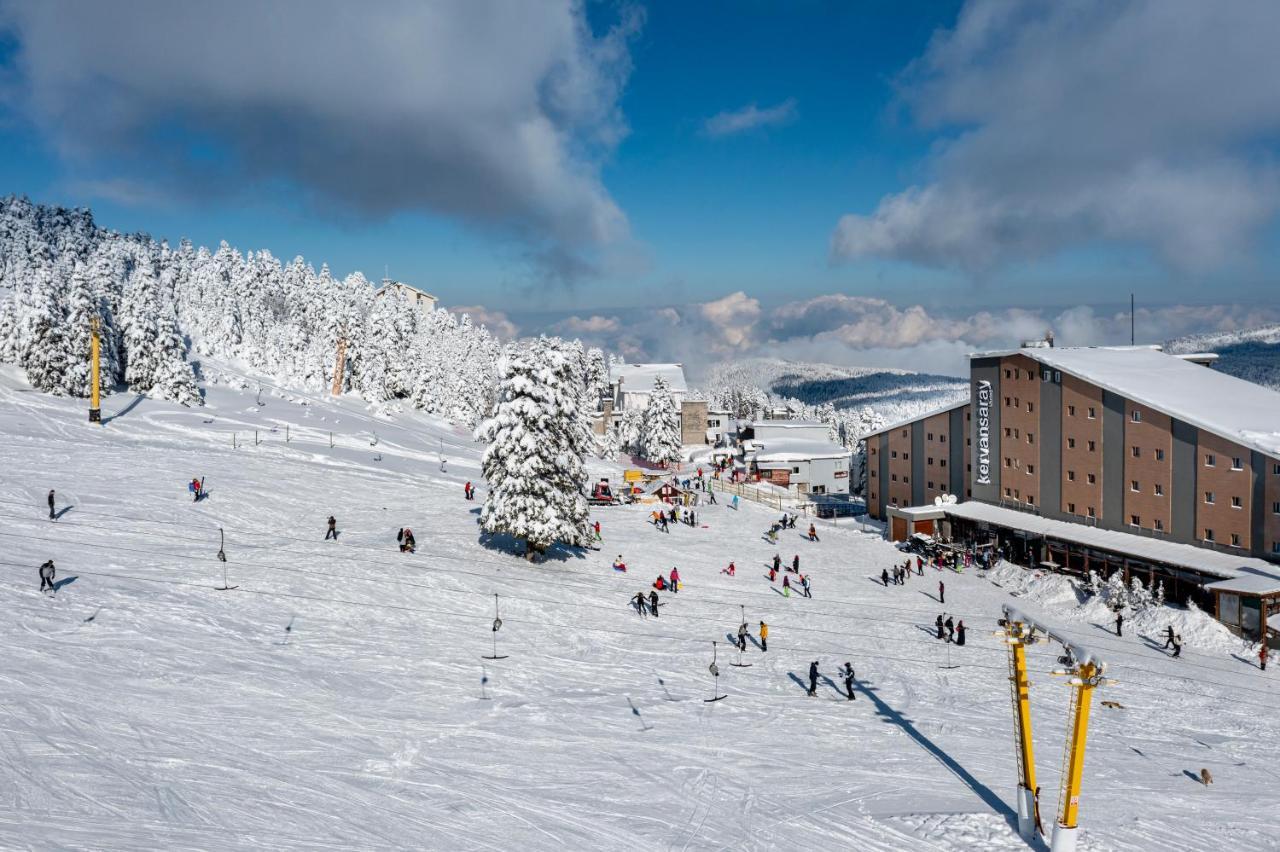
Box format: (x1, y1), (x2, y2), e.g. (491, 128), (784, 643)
(946, 495), (958, 505)
(934, 496), (943, 507)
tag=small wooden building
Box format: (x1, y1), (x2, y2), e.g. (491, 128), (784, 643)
(1204, 575), (1280, 643)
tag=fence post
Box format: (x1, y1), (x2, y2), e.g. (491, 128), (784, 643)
(255, 429), (260, 446)
(232, 432), (237, 449)
(329, 431), (334, 449)
(286, 424), (290, 443)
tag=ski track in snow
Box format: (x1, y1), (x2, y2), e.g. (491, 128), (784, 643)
(1, 365), (1278, 850)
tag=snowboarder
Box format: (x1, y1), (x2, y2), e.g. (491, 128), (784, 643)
(792, 554), (800, 573)
(1163, 625), (1175, 649)
(1115, 611), (1124, 637)
(737, 622), (748, 652)
(945, 616), (955, 643)
(649, 590), (660, 617)
(47, 489), (55, 520)
(759, 621), (768, 652)
(956, 620), (966, 646)
(782, 575), (792, 598)
(807, 660), (819, 696)
(38, 559), (55, 592)
(801, 574), (811, 598)
(938, 581), (945, 604)
(935, 614), (945, 640)
(881, 568), (890, 587)
(325, 516), (338, 541)
(808, 524), (819, 542)
(669, 567), (680, 593)
(841, 662), (856, 700)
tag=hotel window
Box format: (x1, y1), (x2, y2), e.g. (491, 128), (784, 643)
(892, 497), (899, 506)
(1274, 463), (1280, 475)
(1154, 483), (1163, 496)
(1005, 428), (1012, 437)
(927, 457), (934, 465)
(891, 474), (898, 482)
(928, 481), (934, 489)
(1004, 369), (1011, 379)
(1131, 446), (1141, 458)
(1154, 448), (1165, 461)
(891, 451), (897, 458)
(1005, 397), (1012, 407)
(1027, 402), (1034, 413)
(927, 432), (933, 440)
(1273, 501), (1280, 514)
(1005, 457), (1012, 468)
(1068, 470), (1076, 481)
(1068, 502), (1076, 514)
(1131, 480), (1140, 492)
(1027, 464), (1035, 474)
(871, 470), (877, 478)
(902, 429), (907, 437)
(1004, 487), (1012, 497)
(1205, 453), (1215, 467)
(1027, 495), (1034, 505)
(1088, 440), (1096, 452)
(1130, 515), (1140, 527)
(903, 476), (909, 483)
(1088, 407), (1096, 419)
(1087, 506), (1097, 518)
(1204, 528), (1214, 542)
(1154, 518), (1164, 531)
(1087, 473), (1097, 484)
(1231, 533), (1241, 548)
(1068, 438), (1076, 449)
(1273, 542), (1280, 554)
(1231, 496), (1242, 509)
(1013, 428), (1020, 439)
(1131, 409), (1142, 423)
(940, 459), (947, 468)
(1027, 432), (1034, 444)
(902, 452), (908, 460)
(1231, 457), (1243, 470)
(1014, 488), (1020, 498)
(1068, 405), (1076, 416)
(870, 492), (877, 500)
(1204, 491), (1215, 504)
(940, 434), (946, 443)
(1014, 397), (1020, 408)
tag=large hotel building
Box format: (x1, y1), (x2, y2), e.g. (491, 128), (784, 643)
(861, 344), (1280, 637)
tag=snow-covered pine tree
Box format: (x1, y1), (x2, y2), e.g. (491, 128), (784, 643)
(616, 405), (643, 455)
(477, 338), (591, 558)
(18, 256), (70, 394)
(641, 374), (682, 467)
(61, 260), (97, 397)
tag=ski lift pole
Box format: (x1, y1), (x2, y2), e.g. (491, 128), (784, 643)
(484, 593), (508, 660)
(999, 615), (1040, 841)
(1051, 662), (1104, 852)
(705, 641), (726, 702)
(88, 316), (102, 424)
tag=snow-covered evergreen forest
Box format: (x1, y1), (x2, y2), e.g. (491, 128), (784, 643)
(1165, 324), (1280, 392)
(0, 196), (503, 424)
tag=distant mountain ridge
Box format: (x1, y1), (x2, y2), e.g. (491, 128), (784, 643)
(1165, 324), (1280, 392)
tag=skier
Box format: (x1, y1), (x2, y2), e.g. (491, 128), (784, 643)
(1172, 634), (1182, 658)
(593, 520), (602, 542)
(731, 495), (739, 510)
(659, 514), (669, 533)
(956, 620), (966, 646)
(708, 490), (717, 505)
(325, 515), (338, 541)
(189, 477), (202, 502)
(801, 574), (811, 598)
(47, 489), (55, 520)
(782, 575), (792, 598)
(38, 559), (55, 592)
(792, 554), (800, 573)
(840, 662), (856, 700)
(773, 554), (782, 573)
(649, 590), (660, 617)
(766, 526), (778, 544)
(737, 622), (748, 652)
(808, 524), (819, 542)
(945, 616), (955, 643)
(769, 565), (777, 582)
(759, 621), (768, 652)
(881, 568), (890, 587)
(916, 555), (923, 574)
(938, 580), (945, 604)
(1115, 611), (1124, 637)
(721, 561), (736, 577)
(935, 614), (945, 640)
(633, 592), (648, 616)
(1163, 625), (1175, 649)
(807, 660), (819, 696)
(669, 567), (680, 593)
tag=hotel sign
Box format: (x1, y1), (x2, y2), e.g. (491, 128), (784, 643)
(976, 379), (992, 485)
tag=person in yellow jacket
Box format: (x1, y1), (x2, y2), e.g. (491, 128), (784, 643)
(759, 621), (768, 652)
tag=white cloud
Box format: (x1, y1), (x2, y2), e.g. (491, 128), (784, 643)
(702, 98), (798, 137)
(832, 0), (1280, 273)
(451, 305), (519, 340)
(554, 314), (620, 334)
(0, 0), (643, 281)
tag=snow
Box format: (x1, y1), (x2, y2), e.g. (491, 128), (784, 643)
(945, 500), (1280, 582)
(860, 397), (969, 441)
(609, 362), (688, 394)
(751, 437), (852, 462)
(3, 363), (1279, 850)
(1202, 575), (1280, 596)
(978, 345), (1280, 459)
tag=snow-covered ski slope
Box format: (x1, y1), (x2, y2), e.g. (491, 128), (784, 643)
(2, 366), (1278, 851)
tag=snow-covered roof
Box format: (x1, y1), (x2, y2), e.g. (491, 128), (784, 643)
(858, 397), (969, 442)
(944, 501), (1280, 581)
(610, 363), (688, 394)
(376, 279), (438, 300)
(749, 419), (825, 429)
(973, 346), (1280, 459)
(891, 505), (946, 519)
(1202, 575), (1280, 596)
(751, 437), (851, 462)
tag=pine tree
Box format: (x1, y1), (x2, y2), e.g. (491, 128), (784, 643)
(642, 374), (683, 467)
(477, 339), (590, 558)
(19, 259), (69, 394)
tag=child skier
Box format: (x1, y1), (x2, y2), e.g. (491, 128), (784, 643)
(38, 559), (55, 592)
(721, 562), (736, 577)
(808, 524), (819, 542)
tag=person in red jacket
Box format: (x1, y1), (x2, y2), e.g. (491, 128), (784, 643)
(654, 575), (666, 591)
(669, 567), (680, 593)
(721, 561), (736, 576)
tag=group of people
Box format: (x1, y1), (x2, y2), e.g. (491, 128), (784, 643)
(734, 620), (769, 652)
(881, 560), (920, 587)
(767, 553), (811, 598)
(934, 613), (966, 645)
(396, 527), (416, 553)
(651, 506), (698, 532)
(1162, 624), (1184, 658)
(807, 660), (857, 700)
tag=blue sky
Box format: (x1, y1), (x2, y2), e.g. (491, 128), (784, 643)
(2, 1), (1279, 372)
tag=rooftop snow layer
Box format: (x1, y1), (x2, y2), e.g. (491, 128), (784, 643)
(858, 397), (969, 441)
(1202, 574), (1280, 596)
(944, 501), (1280, 581)
(981, 346), (1280, 458)
(610, 363), (688, 394)
(750, 437), (852, 462)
